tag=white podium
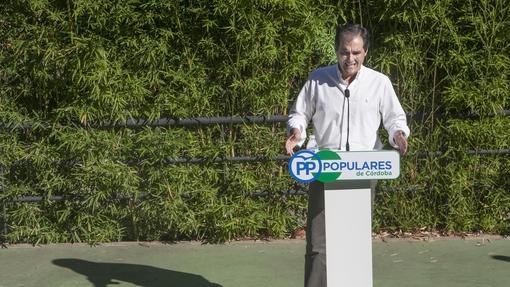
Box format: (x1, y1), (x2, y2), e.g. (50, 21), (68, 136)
(288, 149), (400, 286)
(324, 180), (373, 287)
(321, 151), (400, 287)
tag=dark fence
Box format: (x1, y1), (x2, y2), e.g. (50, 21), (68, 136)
(1, 110), (508, 129)
(1, 112), (509, 237)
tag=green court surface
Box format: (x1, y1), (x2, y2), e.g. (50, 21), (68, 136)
(0, 238), (509, 287)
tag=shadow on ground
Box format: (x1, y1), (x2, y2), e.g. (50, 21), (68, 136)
(491, 255), (510, 262)
(53, 259), (222, 287)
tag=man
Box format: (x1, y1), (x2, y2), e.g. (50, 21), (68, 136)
(285, 23), (410, 287)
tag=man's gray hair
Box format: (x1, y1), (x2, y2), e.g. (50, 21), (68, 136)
(335, 23), (369, 52)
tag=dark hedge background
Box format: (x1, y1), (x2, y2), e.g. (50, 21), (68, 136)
(0, 0), (508, 243)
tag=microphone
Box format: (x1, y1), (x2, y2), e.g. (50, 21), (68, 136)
(345, 88), (350, 151)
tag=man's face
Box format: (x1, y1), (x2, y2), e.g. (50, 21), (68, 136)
(336, 33), (367, 80)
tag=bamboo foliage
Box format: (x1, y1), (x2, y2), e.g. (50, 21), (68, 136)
(0, 0), (509, 243)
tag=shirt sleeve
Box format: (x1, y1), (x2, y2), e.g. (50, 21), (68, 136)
(380, 76), (410, 148)
(287, 78), (315, 147)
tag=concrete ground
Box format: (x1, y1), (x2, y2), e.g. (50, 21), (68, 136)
(0, 238), (509, 287)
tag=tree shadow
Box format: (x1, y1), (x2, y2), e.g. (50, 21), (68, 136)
(53, 258), (222, 287)
(490, 255), (510, 262)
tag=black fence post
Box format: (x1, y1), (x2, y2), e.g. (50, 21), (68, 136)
(2, 204), (6, 236)
(0, 164), (6, 236)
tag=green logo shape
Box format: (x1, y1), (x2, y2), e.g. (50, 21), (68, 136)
(311, 150), (342, 183)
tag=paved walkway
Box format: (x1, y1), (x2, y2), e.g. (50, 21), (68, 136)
(0, 238), (508, 287)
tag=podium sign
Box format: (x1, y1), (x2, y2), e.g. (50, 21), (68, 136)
(289, 150), (401, 287)
(288, 150), (399, 183)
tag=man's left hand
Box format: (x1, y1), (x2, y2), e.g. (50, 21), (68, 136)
(394, 131), (408, 155)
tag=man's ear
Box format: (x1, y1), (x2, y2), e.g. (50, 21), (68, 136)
(364, 49), (368, 56)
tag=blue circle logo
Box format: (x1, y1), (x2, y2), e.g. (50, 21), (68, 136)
(288, 150), (322, 183)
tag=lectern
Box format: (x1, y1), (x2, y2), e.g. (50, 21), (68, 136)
(288, 149), (400, 286)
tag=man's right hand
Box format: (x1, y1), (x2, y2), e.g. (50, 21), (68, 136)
(285, 128), (301, 155)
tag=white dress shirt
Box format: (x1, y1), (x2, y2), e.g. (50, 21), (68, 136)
(288, 64), (410, 151)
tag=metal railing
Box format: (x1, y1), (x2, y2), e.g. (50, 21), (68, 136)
(1, 112), (509, 237)
(0, 110), (508, 129)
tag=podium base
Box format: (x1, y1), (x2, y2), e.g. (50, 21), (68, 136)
(324, 180), (373, 287)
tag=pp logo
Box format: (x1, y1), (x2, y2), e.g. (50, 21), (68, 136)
(288, 150), (322, 183)
(288, 150), (342, 183)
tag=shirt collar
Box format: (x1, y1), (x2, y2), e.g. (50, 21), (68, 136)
(336, 63), (364, 86)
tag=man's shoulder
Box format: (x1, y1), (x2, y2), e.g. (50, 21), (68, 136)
(361, 66), (391, 83)
(308, 64), (337, 80)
